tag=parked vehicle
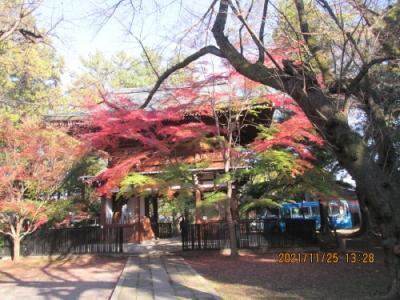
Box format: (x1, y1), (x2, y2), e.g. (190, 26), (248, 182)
(249, 199), (356, 232)
(327, 199), (353, 229)
(249, 207), (280, 232)
(281, 201), (321, 231)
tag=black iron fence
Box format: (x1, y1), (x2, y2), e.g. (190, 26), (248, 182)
(181, 219), (318, 250)
(1, 222), (175, 258)
(151, 222), (173, 239)
(1, 226), (122, 257)
(157, 223), (173, 239)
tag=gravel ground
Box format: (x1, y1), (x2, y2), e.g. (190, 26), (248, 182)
(0, 255), (126, 300)
(184, 249), (390, 300)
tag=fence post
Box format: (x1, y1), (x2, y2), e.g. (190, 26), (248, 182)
(181, 224), (185, 251)
(197, 224), (201, 250)
(119, 227), (123, 253)
(191, 225), (195, 250)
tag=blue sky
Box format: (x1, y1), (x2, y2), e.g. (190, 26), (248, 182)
(36, 0), (213, 84)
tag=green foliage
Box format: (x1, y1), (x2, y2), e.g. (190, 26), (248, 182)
(159, 188), (195, 221)
(0, 40), (64, 114)
(240, 149), (339, 208)
(46, 199), (75, 226)
(76, 49), (160, 90)
(255, 124), (281, 140)
(240, 197), (280, 213)
(87, 200), (101, 217)
(72, 49), (195, 100)
(248, 150), (300, 183)
(214, 173), (232, 185)
(201, 192), (227, 207)
(118, 173), (158, 199)
(62, 153), (107, 195)
(157, 163), (194, 190)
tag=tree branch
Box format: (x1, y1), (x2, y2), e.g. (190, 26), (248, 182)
(0, 19), (22, 43)
(294, 0), (334, 83)
(348, 0), (378, 27)
(237, 0), (254, 56)
(211, 0), (283, 92)
(139, 45), (225, 109)
(347, 57), (397, 93)
(227, 0), (281, 70)
(316, 0), (365, 64)
(258, 0), (269, 63)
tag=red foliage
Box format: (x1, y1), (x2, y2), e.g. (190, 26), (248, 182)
(84, 66), (323, 196)
(0, 116), (84, 238)
(251, 94), (324, 160)
(83, 98), (221, 196)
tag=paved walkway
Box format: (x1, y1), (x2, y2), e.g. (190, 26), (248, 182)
(111, 255), (221, 300)
(123, 237), (182, 255)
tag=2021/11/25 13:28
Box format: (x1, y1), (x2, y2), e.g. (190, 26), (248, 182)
(277, 252), (375, 264)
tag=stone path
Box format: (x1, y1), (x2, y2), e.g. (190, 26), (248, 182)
(123, 237), (182, 255)
(111, 255), (222, 300)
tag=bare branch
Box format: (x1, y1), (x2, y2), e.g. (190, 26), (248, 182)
(316, 0), (365, 64)
(348, 0), (378, 26)
(0, 19), (22, 42)
(347, 57), (398, 93)
(0, 1), (43, 43)
(258, 0), (269, 63)
(237, 0), (254, 55)
(134, 36), (160, 79)
(227, 0), (281, 70)
(211, 1), (284, 90)
(140, 46), (225, 109)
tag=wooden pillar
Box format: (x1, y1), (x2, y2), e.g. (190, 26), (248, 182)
(133, 196), (140, 222)
(100, 197), (106, 225)
(145, 196), (150, 218)
(195, 189), (202, 223)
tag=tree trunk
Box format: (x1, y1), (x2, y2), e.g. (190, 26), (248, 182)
(324, 114), (400, 298)
(12, 236), (20, 261)
(226, 181), (238, 256)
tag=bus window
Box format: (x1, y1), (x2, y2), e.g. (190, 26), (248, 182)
(291, 207), (301, 218)
(311, 206), (320, 216)
(329, 203), (340, 216)
(282, 207), (291, 218)
(339, 206), (344, 215)
(267, 207), (279, 218)
(300, 207), (312, 217)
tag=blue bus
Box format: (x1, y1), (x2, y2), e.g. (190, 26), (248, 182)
(281, 200), (353, 230)
(253, 200), (355, 231)
(281, 201), (322, 230)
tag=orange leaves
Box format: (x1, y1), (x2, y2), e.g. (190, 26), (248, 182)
(0, 116), (84, 202)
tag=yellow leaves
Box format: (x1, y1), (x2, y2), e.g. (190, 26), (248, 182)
(0, 40), (63, 114)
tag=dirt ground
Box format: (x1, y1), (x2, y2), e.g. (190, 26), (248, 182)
(0, 255), (126, 300)
(185, 249), (390, 300)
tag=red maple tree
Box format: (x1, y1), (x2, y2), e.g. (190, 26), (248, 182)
(83, 67), (323, 195)
(0, 116), (84, 260)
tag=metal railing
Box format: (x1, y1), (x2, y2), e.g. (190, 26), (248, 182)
(181, 219), (318, 251)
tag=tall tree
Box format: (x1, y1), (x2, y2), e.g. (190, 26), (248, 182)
(70, 49), (197, 106)
(0, 0), (64, 114)
(0, 115), (83, 260)
(119, 1), (400, 295)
